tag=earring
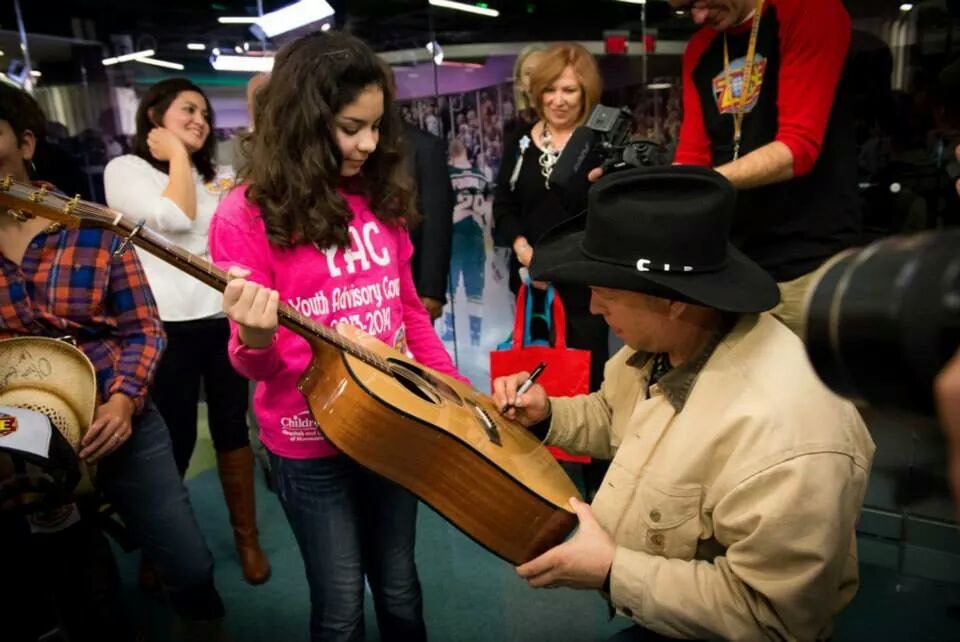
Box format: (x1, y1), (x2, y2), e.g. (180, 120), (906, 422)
(27, 159), (37, 178)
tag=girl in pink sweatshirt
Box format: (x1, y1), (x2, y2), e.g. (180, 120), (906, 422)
(208, 31), (462, 642)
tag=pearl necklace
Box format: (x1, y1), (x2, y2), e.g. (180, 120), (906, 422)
(539, 122), (562, 189)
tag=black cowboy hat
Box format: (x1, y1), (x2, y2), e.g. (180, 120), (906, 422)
(529, 166), (780, 313)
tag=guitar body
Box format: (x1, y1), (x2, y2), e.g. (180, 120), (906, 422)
(299, 325), (580, 565)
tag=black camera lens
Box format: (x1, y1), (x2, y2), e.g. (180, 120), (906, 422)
(804, 230), (960, 416)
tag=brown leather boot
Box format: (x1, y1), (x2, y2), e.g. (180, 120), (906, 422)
(217, 446), (271, 584)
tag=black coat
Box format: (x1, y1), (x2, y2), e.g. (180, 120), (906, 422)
(404, 123), (455, 302)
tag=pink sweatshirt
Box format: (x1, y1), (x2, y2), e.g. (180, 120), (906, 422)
(209, 186), (463, 459)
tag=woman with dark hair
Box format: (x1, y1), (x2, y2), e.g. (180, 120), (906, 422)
(104, 78), (270, 586)
(209, 30), (465, 642)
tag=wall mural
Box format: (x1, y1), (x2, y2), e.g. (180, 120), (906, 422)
(398, 84), (515, 390)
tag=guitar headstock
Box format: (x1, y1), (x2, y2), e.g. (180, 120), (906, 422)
(0, 176), (121, 231)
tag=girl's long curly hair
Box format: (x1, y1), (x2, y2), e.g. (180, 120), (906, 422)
(240, 31), (417, 249)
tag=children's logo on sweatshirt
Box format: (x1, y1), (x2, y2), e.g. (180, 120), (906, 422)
(279, 410), (324, 442)
(392, 324), (409, 356)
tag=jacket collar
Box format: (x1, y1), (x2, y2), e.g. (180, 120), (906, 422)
(626, 314), (738, 412)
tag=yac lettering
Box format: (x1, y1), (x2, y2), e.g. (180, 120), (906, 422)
(324, 246), (342, 278)
(363, 222), (390, 267)
(342, 228), (371, 274)
(323, 221), (391, 275)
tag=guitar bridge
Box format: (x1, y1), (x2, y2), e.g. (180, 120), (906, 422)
(467, 400), (502, 447)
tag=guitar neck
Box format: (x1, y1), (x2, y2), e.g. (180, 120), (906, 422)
(121, 218), (390, 371)
(0, 179), (391, 372)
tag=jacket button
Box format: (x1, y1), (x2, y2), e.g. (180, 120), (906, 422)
(623, 606), (634, 618)
(649, 509), (661, 523)
(650, 533), (665, 547)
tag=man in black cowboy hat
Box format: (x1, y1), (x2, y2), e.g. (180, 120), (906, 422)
(493, 166), (874, 642)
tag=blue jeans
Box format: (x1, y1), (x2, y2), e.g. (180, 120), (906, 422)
(269, 452), (426, 642)
(97, 401), (223, 620)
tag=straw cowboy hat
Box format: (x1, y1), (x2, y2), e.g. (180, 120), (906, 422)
(0, 336), (98, 512)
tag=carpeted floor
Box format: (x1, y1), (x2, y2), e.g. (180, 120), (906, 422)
(113, 454), (960, 642)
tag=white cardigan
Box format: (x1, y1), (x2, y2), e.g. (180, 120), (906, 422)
(104, 154), (230, 322)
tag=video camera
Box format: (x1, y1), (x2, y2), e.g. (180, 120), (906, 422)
(803, 229), (960, 416)
(548, 104), (664, 212)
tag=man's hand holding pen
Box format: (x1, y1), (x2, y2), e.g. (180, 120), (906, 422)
(492, 363), (551, 427)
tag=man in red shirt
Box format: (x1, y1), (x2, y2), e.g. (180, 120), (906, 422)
(669, 0), (861, 334)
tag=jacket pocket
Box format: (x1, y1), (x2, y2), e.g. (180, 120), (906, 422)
(636, 480), (702, 560)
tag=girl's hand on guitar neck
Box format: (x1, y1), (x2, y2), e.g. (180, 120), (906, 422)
(492, 371), (551, 426)
(223, 266), (280, 349)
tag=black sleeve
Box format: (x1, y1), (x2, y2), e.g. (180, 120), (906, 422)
(411, 132), (455, 302)
(493, 126), (529, 249)
(527, 414), (552, 441)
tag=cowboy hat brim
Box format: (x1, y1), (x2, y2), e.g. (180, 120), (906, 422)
(529, 214), (780, 314)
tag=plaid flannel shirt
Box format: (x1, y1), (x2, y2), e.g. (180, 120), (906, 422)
(0, 226), (166, 412)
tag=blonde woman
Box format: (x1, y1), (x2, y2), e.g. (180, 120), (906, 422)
(493, 42), (609, 496)
(510, 43), (546, 131)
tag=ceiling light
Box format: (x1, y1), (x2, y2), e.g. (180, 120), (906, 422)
(187, 43), (206, 51)
(210, 53), (275, 72)
(615, 0), (647, 4)
(102, 48), (156, 66)
(428, 0), (499, 17)
(29, 70), (41, 77)
(899, 3), (914, 11)
(321, 22), (332, 31)
(218, 16), (259, 24)
(212, 47), (221, 56)
(647, 82), (672, 90)
(138, 58), (185, 70)
(256, 0), (335, 38)
(235, 45), (244, 54)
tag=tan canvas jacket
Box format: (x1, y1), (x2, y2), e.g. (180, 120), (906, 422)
(546, 314), (875, 641)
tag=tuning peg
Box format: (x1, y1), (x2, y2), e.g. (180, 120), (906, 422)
(29, 185), (47, 203)
(64, 195), (81, 217)
(5, 208), (33, 222)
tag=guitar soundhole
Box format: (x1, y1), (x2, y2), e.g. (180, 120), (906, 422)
(387, 359), (463, 406)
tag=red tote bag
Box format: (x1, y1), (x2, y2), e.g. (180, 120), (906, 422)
(490, 283), (591, 463)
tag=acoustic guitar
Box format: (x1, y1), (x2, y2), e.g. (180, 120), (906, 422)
(0, 179), (581, 564)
